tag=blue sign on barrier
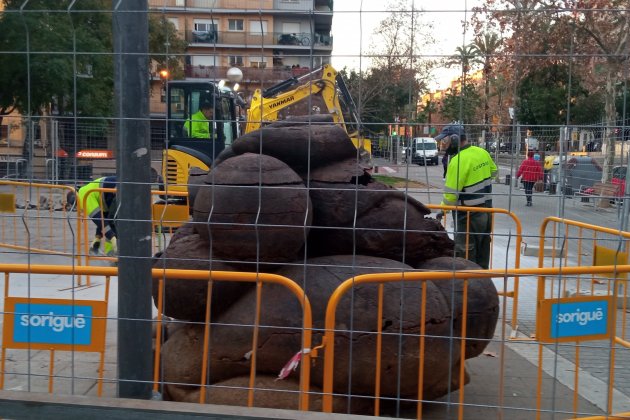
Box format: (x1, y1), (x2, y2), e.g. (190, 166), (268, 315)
(550, 299), (609, 339)
(13, 303), (93, 345)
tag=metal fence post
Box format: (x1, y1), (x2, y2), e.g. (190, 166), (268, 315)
(113, 0), (153, 400)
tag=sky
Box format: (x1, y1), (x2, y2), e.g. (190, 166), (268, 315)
(330, 0), (484, 91)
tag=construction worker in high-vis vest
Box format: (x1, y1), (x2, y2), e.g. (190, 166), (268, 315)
(77, 176), (118, 256)
(436, 124), (497, 269)
(184, 96), (216, 139)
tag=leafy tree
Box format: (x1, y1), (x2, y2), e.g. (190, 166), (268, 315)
(0, 0), (186, 119)
(439, 83), (482, 125)
(341, 66), (422, 134)
(0, 0), (113, 118)
(446, 44), (483, 77)
(361, 0), (436, 129)
(517, 64), (589, 126)
(149, 14), (188, 80)
(473, 32), (502, 134)
(475, 0), (630, 181)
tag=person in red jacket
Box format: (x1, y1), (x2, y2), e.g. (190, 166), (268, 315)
(516, 151), (544, 206)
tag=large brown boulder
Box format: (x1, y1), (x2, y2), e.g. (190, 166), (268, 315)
(186, 166), (208, 212)
(276, 255), (463, 400)
(160, 255), (466, 403)
(192, 153), (312, 268)
(213, 125), (359, 172)
(151, 231), (254, 321)
(417, 257), (499, 358)
(307, 181), (453, 266)
(302, 157), (372, 185)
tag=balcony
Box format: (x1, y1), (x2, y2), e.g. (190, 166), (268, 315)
(149, 0), (274, 9)
(188, 30), (332, 48)
(273, 0), (314, 10)
(185, 65), (311, 84)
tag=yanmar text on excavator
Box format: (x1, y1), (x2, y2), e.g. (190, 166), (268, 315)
(245, 64), (370, 156)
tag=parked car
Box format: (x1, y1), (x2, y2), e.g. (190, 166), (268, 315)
(549, 155), (603, 194)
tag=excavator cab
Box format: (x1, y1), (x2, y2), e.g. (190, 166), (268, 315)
(157, 81), (241, 228)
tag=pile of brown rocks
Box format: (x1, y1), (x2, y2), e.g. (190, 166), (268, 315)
(153, 118), (499, 413)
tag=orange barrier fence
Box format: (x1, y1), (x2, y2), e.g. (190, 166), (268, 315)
(538, 217), (630, 417)
(428, 204), (523, 333)
(0, 265), (111, 396)
(151, 268), (315, 410)
(1, 262), (629, 418)
(0, 181), (77, 257)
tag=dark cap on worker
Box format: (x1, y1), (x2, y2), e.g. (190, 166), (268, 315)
(435, 124), (466, 141)
(199, 94), (214, 109)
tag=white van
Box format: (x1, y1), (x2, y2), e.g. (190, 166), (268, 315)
(410, 137), (439, 165)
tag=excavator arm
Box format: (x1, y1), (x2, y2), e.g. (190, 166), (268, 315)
(245, 64), (369, 156)
(245, 79), (336, 132)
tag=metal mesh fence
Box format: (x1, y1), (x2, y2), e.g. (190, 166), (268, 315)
(1, 1), (630, 419)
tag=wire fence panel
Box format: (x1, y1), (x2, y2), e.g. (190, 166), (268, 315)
(3, 0), (630, 419)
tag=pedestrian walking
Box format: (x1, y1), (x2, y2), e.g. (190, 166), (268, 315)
(516, 151), (544, 207)
(435, 124), (497, 269)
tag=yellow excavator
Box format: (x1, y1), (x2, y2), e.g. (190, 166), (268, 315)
(245, 64), (370, 155)
(157, 65), (367, 227)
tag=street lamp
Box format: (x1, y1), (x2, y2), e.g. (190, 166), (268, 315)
(227, 67), (243, 83)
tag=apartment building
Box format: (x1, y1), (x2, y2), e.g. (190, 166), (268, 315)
(149, 0), (334, 102)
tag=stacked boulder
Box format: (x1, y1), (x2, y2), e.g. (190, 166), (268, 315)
(153, 117), (499, 413)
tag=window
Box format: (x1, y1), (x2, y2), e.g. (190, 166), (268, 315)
(228, 19), (244, 31)
(194, 20), (217, 32)
(282, 22), (300, 33)
(229, 55), (243, 66)
(249, 20), (267, 36)
(193, 19), (218, 43)
(249, 56), (268, 68)
(192, 55), (218, 67)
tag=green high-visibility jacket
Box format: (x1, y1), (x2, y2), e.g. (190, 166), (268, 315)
(184, 110), (215, 139)
(77, 176), (117, 239)
(442, 145), (497, 208)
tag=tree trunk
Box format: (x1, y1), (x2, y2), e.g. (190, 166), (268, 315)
(603, 69), (617, 183)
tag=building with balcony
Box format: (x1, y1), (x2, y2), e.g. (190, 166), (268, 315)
(149, 0), (334, 104)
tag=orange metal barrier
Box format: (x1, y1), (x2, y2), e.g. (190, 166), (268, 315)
(0, 263), (629, 416)
(428, 204), (523, 332)
(318, 263), (630, 418)
(0, 265), (111, 397)
(0, 263), (314, 410)
(0, 181), (77, 257)
(537, 217), (630, 417)
(151, 267), (314, 410)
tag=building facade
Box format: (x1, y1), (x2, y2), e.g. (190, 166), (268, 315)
(149, 0), (334, 103)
